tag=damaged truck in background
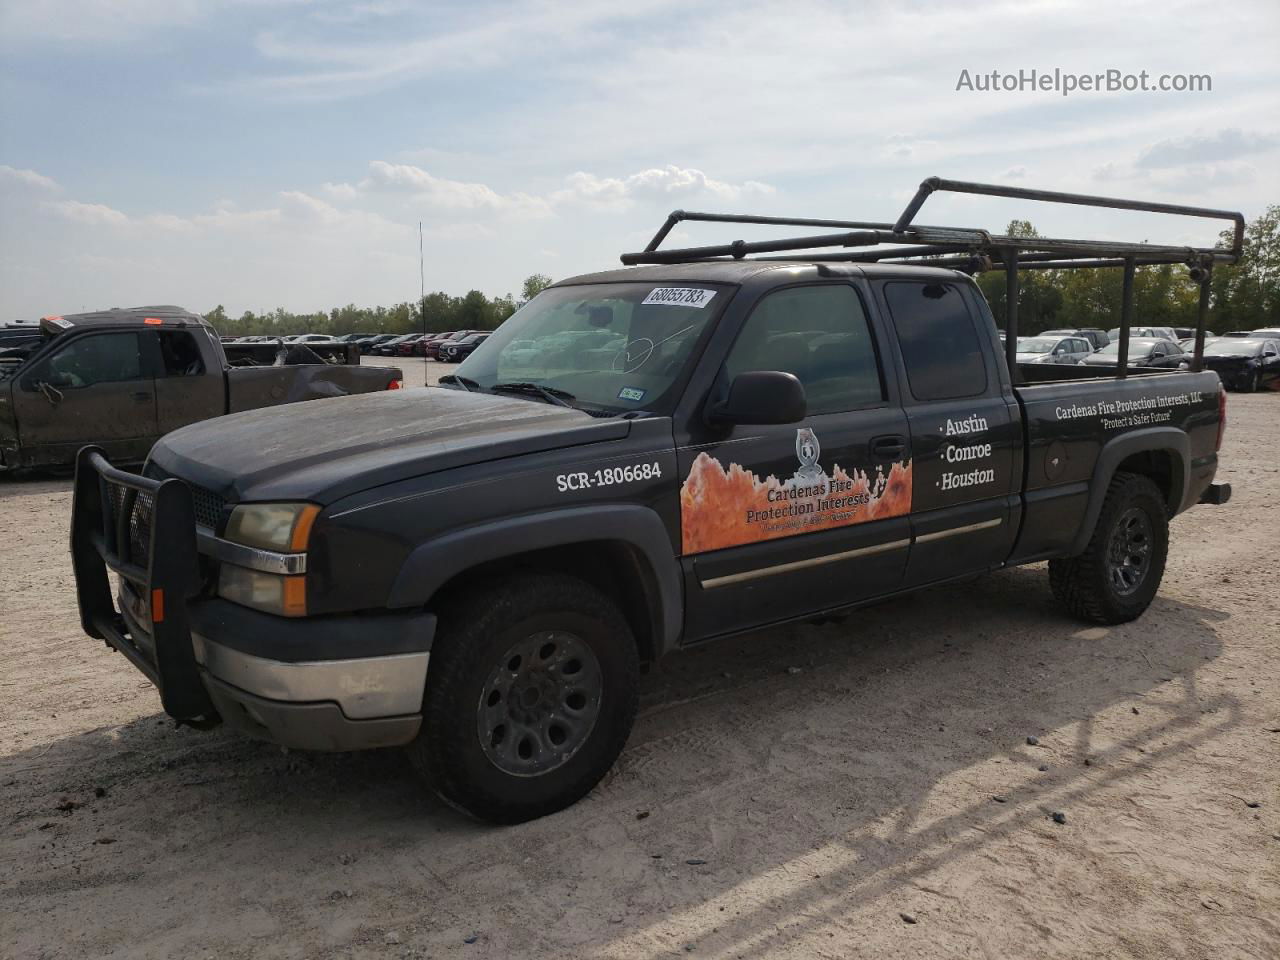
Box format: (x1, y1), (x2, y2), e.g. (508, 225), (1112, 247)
(0, 306), (403, 470)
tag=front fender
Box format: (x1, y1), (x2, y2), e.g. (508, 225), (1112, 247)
(386, 504), (683, 654)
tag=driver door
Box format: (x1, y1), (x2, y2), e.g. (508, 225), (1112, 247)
(13, 330), (157, 464)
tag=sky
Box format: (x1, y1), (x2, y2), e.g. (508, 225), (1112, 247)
(1, 0), (1278, 321)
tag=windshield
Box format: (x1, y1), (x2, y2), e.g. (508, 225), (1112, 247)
(1097, 339), (1160, 356)
(1204, 339), (1262, 356)
(1016, 337), (1060, 353)
(452, 282), (727, 414)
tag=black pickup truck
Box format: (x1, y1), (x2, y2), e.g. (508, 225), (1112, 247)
(70, 180), (1236, 823)
(1, 306), (403, 470)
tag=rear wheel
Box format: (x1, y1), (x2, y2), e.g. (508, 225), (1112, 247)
(1049, 472), (1168, 624)
(408, 573), (639, 824)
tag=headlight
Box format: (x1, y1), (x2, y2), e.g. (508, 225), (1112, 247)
(218, 565), (307, 617)
(218, 502), (318, 616)
(225, 502), (319, 552)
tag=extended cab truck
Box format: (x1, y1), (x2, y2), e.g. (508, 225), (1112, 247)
(70, 182), (1235, 823)
(0, 307), (403, 470)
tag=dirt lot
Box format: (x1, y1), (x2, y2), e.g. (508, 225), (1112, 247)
(2, 394), (1278, 960)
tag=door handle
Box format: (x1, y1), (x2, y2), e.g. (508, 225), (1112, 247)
(870, 434), (908, 461)
(132, 391), (152, 403)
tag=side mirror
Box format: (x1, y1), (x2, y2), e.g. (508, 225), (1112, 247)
(707, 371), (806, 426)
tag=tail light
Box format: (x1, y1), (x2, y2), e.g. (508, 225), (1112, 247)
(1215, 385), (1227, 451)
(387, 379), (402, 390)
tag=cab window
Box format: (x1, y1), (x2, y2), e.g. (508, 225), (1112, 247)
(158, 331), (205, 376)
(884, 281), (988, 401)
(32, 332), (143, 389)
(724, 284), (884, 415)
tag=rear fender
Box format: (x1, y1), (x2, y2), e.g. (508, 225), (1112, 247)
(1068, 427), (1188, 556)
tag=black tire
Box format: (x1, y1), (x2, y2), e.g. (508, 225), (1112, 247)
(1049, 471), (1169, 624)
(408, 573), (639, 824)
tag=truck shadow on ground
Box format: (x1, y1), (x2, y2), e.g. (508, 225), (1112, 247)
(2, 564), (1236, 958)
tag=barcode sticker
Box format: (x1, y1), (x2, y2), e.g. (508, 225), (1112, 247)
(642, 287), (717, 308)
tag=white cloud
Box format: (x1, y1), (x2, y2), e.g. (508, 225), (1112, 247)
(0, 165), (59, 192)
(1137, 128), (1280, 169)
(553, 166), (775, 210)
(321, 181), (359, 200)
(46, 199), (129, 225)
(357, 161), (549, 216)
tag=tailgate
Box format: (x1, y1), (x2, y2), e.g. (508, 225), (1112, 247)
(70, 446), (215, 722)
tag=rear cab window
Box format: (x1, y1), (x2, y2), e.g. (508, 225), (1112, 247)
(883, 281), (989, 401)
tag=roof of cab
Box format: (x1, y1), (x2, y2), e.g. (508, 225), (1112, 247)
(554, 260), (966, 287)
(40, 305), (207, 336)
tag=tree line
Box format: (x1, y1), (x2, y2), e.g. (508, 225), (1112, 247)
(976, 205), (1279, 335)
(203, 275), (553, 338)
(202, 204), (1278, 341)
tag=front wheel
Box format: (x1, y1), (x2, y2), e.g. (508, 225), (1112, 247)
(408, 574), (639, 824)
(1049, 472), (1169, 624)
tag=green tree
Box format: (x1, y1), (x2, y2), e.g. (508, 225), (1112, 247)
(456, 289), (492, 329)
(975, 221), (1065, 334)
(1210, 204), (1280, 331)
(521, 274), (553, 303)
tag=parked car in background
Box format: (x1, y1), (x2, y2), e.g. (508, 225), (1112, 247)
(427, 330), (483, 359)
(1015, 334), (1095, 364)
(418, 332), (462, 357)
(422, 332), (460, 359)
(284, 334), (337, 344)
(373, 334), (418, 356)
(1171, 327), (1216, 341)
(1041, 327), (1110, 349)
(355, 334), (398, 352)
(1251, 328), (1280, 339)
(396, 335), (428, 357)
(1080, 337), (1187, 370)
(1106, 325), (1176, 342)
(336, 332), (378, 343)
(439, 332), (489, 362)
(1198, 337), (1280, 392)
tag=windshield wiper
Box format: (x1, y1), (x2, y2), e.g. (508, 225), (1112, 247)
(438, 374), (479, 392)
(489, 381), (577, 408)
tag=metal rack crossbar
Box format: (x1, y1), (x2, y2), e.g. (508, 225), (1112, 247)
(618, 177), (1245, 379)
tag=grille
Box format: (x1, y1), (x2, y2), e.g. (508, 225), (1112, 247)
(142, 463), (227, 530)
(104, 480), (155, 568)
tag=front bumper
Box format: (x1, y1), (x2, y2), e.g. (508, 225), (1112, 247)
(71, 447), (434, 752)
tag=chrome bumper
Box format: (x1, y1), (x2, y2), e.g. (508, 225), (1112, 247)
(191, 634), (429, 751)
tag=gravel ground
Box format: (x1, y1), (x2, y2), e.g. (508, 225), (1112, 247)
(1, 392), (1277, 960)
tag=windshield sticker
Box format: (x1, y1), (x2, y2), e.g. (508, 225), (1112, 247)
(618, 386), (646, 402)
(643, 287), (717, 308)
(680, 428), (913, 554)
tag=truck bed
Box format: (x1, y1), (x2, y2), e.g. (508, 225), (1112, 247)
(1009, 367), (1223, 564)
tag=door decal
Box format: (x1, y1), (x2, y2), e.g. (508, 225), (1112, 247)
(680, 428), (912, 554)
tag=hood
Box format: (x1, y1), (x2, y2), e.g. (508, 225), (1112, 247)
(1015, 352), (1050, 363)
(150, 387), (629, 503)
(1201, 354), (1252, 366)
